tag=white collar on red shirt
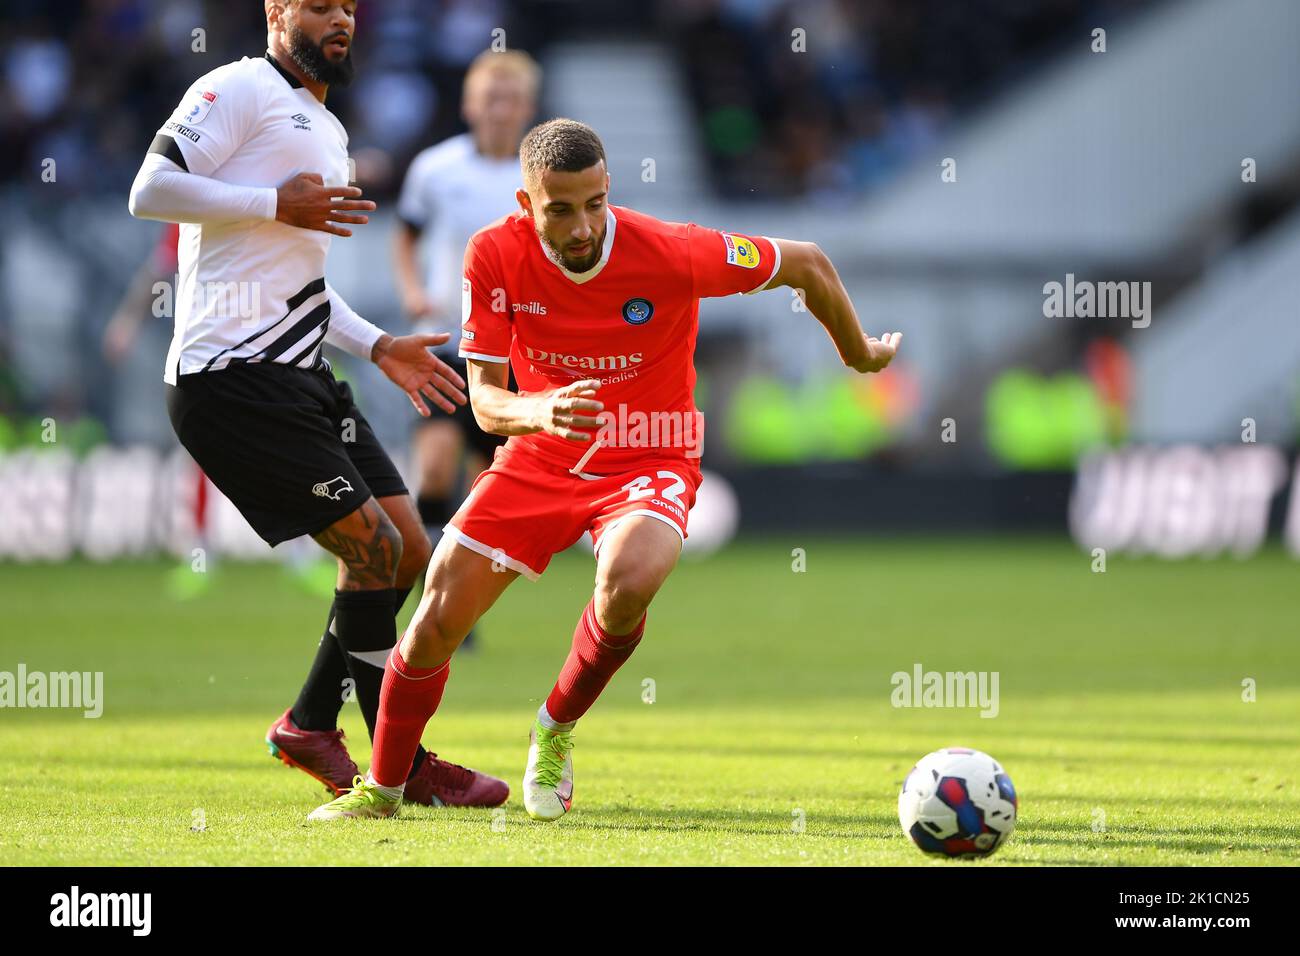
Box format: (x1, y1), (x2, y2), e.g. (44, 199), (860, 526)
(538, 208), (617, 284)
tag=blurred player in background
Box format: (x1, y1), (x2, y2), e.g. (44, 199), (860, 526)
(309, 119), (901, 823)
(103, 224), (218, 600)
(392, 50), (539, 586)
(102, 223), (181, 368)
(127, 0), (506, 809)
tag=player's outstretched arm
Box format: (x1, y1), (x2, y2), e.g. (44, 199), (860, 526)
(372, 333), (468, 417)
(466, 361), (604, 442)
(322, 284), (466, 417)
(768, 239), (901, 374)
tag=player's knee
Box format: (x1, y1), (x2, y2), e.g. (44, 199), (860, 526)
(401, 618), (447, 668)
(376, 516), (404, 578)
(594, 568), (658, 633)
(338, 511), (403, 586)
(403, 602), (462, 667)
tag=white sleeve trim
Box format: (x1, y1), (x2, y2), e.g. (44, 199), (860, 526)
(324, 284), (386, 359)
(459, 349), (510, 364)
(743, 236), (782, 295)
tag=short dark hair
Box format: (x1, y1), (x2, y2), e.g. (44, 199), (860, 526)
(520, 119), (606, 189)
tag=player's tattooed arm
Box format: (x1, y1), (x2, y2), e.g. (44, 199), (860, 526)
(768, 238), (901, 374)
(313, 498), (403, 589)
(465, 360), (604, 442)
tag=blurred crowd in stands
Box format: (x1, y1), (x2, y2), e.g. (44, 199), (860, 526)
(667, 0), (1157, 199)
(2, 0), (1157, 202)
(0, 0), (544, 199)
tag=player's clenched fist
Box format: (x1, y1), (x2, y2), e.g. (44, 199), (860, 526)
(275, 172), (377, 238)
(849, 331), (902, 374)
(534, 378), (605, 442)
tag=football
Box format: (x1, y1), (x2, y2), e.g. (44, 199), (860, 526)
(898, 748), (1018, 858)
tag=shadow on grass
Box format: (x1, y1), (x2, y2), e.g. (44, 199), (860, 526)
(1012, 818), (1298, 856)
(395, 802), (893, 840)
(1027, 792), (1300, 812)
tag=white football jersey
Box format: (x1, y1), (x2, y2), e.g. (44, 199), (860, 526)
(155, 55), (352, 384)
(397, 133), (522, 332)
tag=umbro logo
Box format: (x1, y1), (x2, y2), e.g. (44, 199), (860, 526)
(291, 113), (312, 130)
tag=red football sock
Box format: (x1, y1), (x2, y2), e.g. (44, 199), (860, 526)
(370, 648), (450, 787)
(544, 599), (645, 725)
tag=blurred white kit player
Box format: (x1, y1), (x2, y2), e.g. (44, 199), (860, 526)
(392, 51), (541, 558)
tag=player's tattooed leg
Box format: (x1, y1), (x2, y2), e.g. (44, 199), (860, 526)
(313, 497), (403, 590)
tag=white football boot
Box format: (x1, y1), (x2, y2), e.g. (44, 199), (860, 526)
(523, 718), (574, 821)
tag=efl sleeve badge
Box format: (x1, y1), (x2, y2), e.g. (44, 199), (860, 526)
(723, 233), (761, 269)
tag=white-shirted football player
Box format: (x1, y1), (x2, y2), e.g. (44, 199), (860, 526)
(127, 0), (508, 810)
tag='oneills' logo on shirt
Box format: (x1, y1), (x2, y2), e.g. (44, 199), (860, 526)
(723, 234), (760, 269)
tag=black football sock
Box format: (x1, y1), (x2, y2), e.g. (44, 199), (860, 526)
(291, 589), (406, 732)
(290, 602), (351, 731)
(329, 588), (401, 745)
(292, 587), (430, 776)
(330, 587), (432, 780)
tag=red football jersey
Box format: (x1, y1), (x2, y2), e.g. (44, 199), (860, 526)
(460, 205), (780, 472)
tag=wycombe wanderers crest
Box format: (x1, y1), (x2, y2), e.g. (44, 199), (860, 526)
(622, 297), (654, 326)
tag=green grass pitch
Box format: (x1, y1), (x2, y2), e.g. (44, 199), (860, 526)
(1, 537), (1297, 866)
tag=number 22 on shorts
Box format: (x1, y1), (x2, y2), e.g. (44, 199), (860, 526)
(621, 470), (688, 509)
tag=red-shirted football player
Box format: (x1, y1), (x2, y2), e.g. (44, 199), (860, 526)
(309, 119), (901, 822)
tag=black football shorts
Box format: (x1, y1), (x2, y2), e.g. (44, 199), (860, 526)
(166, 363), (408, 546)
